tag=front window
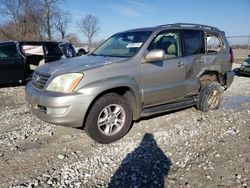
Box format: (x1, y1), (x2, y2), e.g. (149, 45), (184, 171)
(92, 31), (152, 57)
(147, 31), (181, 59)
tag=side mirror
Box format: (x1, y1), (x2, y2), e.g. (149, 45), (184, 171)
(145, 49), (165, 62)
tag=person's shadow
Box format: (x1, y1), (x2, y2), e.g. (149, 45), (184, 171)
(108, 133), (172, 188)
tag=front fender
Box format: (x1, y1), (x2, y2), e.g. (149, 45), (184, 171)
(77, 76), (142, 120)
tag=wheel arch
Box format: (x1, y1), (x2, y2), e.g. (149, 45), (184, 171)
(198, 70), (224, 89)
(79, 76), (142, 128)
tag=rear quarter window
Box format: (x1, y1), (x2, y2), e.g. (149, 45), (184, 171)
(206, 34), (224, 53)
(183, 30), (204, 56)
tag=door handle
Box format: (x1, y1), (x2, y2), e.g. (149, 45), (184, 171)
(177, 62), (184, 67)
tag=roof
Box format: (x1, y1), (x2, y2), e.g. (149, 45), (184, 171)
(118, 23), (222, 34)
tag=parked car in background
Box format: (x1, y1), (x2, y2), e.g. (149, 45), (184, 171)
(240, 57), (250, 75)
(26, 23), (234, 144)
(0, 41), (77, 85)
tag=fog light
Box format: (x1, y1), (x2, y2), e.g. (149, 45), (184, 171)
(47, 107), (68, 115)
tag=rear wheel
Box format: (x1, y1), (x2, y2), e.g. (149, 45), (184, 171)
(85, 93), (132, 144)
(197, 81), (224, 112)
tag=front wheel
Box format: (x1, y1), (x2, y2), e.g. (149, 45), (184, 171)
(84, 93), (132, 144)
(197, 81), (224, 112)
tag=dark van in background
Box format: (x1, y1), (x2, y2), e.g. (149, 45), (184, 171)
(0, 41), (77, 85)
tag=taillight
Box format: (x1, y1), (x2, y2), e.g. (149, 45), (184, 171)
(229, 47), (234, 63)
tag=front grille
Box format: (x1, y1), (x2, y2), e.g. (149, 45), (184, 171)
(32, 71), (50, 90)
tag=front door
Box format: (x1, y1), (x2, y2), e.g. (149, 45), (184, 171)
(141, 30), (186, 107)
(0, 43), (24, 84)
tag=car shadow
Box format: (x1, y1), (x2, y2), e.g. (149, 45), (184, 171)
(108, 133), (172, 188)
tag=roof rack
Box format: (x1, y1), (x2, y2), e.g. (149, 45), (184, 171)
(157, 23), (219, 31)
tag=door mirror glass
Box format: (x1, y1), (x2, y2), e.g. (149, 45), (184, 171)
(145, 49), (165, 62)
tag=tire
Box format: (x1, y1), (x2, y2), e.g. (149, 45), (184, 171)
(197, 81), (224, 112)
(84, 93), (132, 144)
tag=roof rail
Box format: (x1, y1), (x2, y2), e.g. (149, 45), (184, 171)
(157, 23), (219, 31)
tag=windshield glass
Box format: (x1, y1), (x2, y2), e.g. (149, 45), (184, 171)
(92, 31), (152, 57)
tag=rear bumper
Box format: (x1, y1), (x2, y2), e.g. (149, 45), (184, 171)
(224, 70), (235, 89)
(25, 82), (95, 127)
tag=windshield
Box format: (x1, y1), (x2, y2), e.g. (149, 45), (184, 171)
(92, 31), (152, 57)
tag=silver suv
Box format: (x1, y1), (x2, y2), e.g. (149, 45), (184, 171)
(26, 23), (234, 143)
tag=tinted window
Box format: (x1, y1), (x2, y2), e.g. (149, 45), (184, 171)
(44, 44), (63, 56)
(0, 44), (18, 59)
(148, 31), (180, 59)
(183, 30), (204, 56)
(206, 34), (223, 53)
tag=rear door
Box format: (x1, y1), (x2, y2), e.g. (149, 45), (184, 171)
(182, 29), (205, 95)
(0, 43), (24, 84)
(141, 30), (187, 107)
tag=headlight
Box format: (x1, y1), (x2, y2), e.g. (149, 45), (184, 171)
(46, 73), (83, 93)
(242, 62), (248, 66)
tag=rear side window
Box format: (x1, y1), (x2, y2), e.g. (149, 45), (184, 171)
(0, 44), (18, 59)
(44, 44), (63, 56)
(183, 30), (204, 56)
(206, 34), (223, 53)
(22, 45), (44, 55)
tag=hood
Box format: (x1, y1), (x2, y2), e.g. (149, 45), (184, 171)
(36, 55), (127, 75)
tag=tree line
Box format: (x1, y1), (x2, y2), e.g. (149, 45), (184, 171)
(0, 0), (100, 48)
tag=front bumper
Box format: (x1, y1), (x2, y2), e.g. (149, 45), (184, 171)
(25, 82), (94, 127)
(225, 70), (235, 89)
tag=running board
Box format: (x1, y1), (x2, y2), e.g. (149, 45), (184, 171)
(142, 97), (196, 117)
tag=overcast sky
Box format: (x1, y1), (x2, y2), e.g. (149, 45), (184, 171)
(60, 0), (250, 43)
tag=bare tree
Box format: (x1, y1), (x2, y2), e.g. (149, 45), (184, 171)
(0, 0), (73, 42)
(78, 14), (100, 49)
(0, 0), (45, 40)
(54, 10), (71, 40)
(0, 0), (24, 39)
(66, 33), (81, 46)
(42, 0), (60, 41)
(26, 1), (44, 39)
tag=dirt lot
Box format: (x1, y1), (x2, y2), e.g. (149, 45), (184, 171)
(0, 64), (249, 188)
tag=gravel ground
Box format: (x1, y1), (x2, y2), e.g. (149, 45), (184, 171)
(0, 64), (249, 188)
